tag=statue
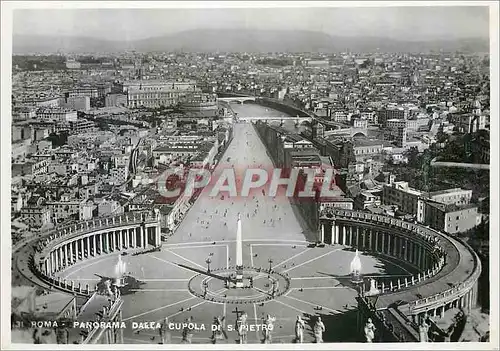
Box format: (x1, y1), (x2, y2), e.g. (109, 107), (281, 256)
(159, 317), (170, 344)
(55, 325), (69, 344)
(235, 313), (248, 344)
(294, 316), (305, 343)
(419, 314), (429, 342)
(367, 279), (380, 296)
(103, 279), (113, 297)
(114, 287), (121, 300)
(364, 318), (376, 342)
(181, 316), (194, 344)
(313, 316), (325, 343)
(33, 327), (56, 344)
(262, 314), (276, 344)
(211, 316), (227, 343)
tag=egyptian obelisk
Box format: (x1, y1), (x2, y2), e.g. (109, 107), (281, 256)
(235, 213), (244, 287)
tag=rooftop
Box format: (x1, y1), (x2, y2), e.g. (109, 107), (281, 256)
(425, 200), (478, 213)
(427, 188), (471, 197)
(353, 138), (384, 148)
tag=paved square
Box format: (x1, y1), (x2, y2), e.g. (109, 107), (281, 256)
(54, 123), (416, 344)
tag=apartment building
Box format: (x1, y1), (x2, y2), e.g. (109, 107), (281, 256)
(423, 200), (481, 234)
(382, 181), (422, 216)
(36, 108), (77, 122)
(45, 197), (93, 222)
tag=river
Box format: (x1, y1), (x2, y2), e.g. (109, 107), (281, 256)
(229, 103), (302, 134)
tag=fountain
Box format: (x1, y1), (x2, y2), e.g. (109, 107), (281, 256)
(113, 255), (127, 287)
(350, 249), (363, 284)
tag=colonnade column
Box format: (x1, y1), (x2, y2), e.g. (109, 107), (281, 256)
(57, 250), (61, 271)
(50, 252), (55, 274)
(69, 241), (74, 263)
(349, 227), (353, 246)
(362, 228), (366, 249)
(132, 228), (137, 247)
(392, 235), (399, 257)
(64, 245), (69, 267)
(403, 239), (407, 261)
(416, 245), (421, 269)
(342, 225), (346, 245)
(400, 238), (405, 260)
(412, 243), (419, 267)
(54, 251), (57, 272)
(374, 232), (379, 252)
(118, 230), (122, 250)
(86, 237), (90, 258)
(54, 249), (59, 271)
(52, 251), (56, 272)
(54, 249), (58, 270)
(368, 230), (373, 251)
(46, 258), (51, 275)
(409, 241), (414, 265)
(386, 235), (391, 256)
(155, 226), (161, 247)
(320, 223), (325, 243)
(139, 227), (144, 248)
(110, 232), (114, 252)
(53, 252), (57, 273)
(59, 247), (63, 268)
(423, 250), (427, 271)
(92, 235), (97, 256)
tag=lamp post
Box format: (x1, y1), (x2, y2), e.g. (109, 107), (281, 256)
(203, 281), (208, 297)
(268, 258), (273, 273)
(206, 258), (212, 274)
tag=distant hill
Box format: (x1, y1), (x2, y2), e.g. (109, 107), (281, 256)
(13, 29), (490, 54)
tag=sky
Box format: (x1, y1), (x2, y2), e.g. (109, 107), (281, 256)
(12, 6), (490, 41)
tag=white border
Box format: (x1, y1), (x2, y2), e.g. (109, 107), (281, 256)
(1, 1), (498, 350)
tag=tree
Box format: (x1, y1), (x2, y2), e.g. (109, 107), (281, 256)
(404, 147), (420, 168)
(387, 155), (395, 166)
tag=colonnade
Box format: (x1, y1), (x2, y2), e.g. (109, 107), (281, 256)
(412, 281), (479, 324)
(41, 225), (161, 276)
(319, 210), (481, 342)
(320, 220), (433, 272)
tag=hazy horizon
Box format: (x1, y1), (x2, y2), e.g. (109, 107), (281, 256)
(13, 6), (490, 42)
